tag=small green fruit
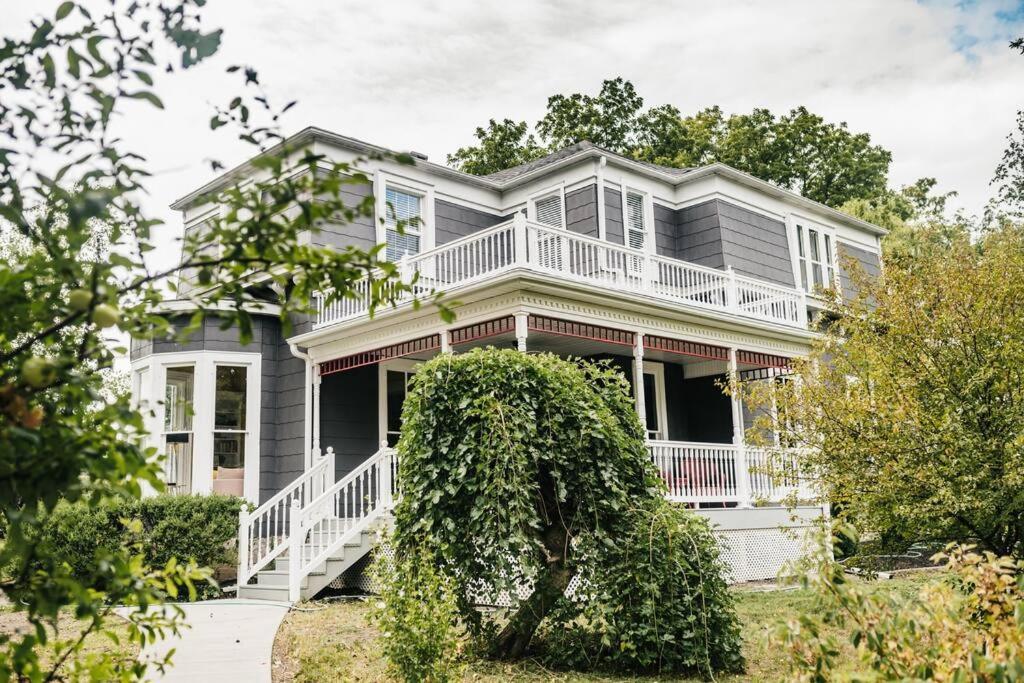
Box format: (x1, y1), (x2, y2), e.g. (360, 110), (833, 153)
(68, 288), (93, 311)
(91, 303), (121, 328)
(22, 356), (56, 389)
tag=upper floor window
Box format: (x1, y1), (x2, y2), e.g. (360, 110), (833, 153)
(624, 191), (646, 251)
(794, 221), (836, 293)
(384, 186), (422, 261)
(533, 193), (564, 228)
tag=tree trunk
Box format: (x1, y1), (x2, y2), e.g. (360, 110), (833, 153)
(489, 522), (574, 659)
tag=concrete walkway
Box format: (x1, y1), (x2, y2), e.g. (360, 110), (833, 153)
(127, 599), (291, 682)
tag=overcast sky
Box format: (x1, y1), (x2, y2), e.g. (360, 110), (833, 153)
(9, 0), (1024, 272)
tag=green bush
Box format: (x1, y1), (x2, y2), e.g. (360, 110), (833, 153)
(541, 500), (744, 677)
(37, 494), (243, 600)
(369, 543), (464, 682)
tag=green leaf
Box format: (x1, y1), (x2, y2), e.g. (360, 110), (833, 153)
(55, 1), (74, 20)
(125, 90), (164, 109)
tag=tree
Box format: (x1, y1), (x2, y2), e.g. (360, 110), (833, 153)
(839, 177), (970, 263)
(450, 79), (893, 207)
(390, 349), (742, 675)
(744, 223), (1024, 559)
(0, 2), (416, 679)
(446, 118), (546, 175)
(992, 37), (1024, 217)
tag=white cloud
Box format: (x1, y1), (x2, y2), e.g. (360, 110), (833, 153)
(7, 0), (1024, 275)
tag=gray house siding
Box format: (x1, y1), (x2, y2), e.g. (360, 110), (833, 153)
(715, 201), (796, 287)
(676, 200), (726, 270)
(435, 199), (505, 245)
(309, 181), (376, 251)
(319, 366), (379, 481)
(604, 187), (624, 245)
(653, 203), (676, 258)
(565, 185), (599, 238)
(837, 242), (882, 300)
(673, 199), (795, 287)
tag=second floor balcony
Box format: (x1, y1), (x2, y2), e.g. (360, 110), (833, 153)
(314, 214), (810, 331)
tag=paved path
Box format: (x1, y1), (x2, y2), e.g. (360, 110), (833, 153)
(125, 599), (290, 682)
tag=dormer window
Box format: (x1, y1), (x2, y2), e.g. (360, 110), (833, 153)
(384, 186), (422, 261)
(794, 221), (836, 293)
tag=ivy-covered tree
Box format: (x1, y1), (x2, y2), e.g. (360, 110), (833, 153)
(449, 79), (893, 207)
(0, 2), (419, 679)
(744, 222), (1024, 559)
(390, 349), (742, 675)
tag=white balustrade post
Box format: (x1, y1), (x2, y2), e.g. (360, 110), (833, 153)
(513, 212), (528, 266)
(726, 266), (739, 312)
(514, 312), (529, 352)
(237, 506), (250, 585)
(728, 348), (752, 508)
(797, 289), (809, 327)
(324, 446), (335, 489)
(288, 498), (302, 602)
(380, 449), (393, 510)
(633, 332), (648, 435)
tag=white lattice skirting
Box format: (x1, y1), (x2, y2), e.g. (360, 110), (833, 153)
(333, 505), (827, 599)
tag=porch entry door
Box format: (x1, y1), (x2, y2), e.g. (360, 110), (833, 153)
(380, 359), (421, 447)
(641, 361), (669, 441)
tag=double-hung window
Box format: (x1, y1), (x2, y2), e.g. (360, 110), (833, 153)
(213, 365), (247, 472)
(533, 193), (564, 228)
(794, 221), (836, 293)
(384, 186), (422, 261)
(624, 191), (646, 251)
(163, 366), (195, 494)
(532, 192), (565, 270)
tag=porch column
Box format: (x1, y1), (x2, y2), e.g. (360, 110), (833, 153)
(514, 312), (529, 352)
(440, 329), (451, 353)
(633, 332), (647, 434)
(312, 364), (322, 462)
(728, 347), (752, 508)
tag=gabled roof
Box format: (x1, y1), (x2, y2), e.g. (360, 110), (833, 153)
(169, 126), (886, 236)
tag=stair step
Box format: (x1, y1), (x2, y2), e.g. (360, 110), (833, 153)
(237, 584), (290, 602)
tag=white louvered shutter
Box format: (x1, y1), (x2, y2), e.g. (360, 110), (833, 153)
(385, 187), (421, 261)
(534, 194), (564, 228)
(625, 192), (645, 250)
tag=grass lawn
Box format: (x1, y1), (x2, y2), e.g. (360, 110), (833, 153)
(0, 606), (139, 677)
(272, 571), (939, 682)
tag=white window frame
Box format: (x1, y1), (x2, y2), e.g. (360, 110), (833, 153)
(526, 183), (567, 229)
(788, 216), (837, 294)
(378, 358), (423, 445)
(640, 360), (669, 441)
(131, 350), (262, 504)
(374, 171), (435, 260)
(620, 186), (655, 255)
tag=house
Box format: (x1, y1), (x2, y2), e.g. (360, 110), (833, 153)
(129, 127), (884, 602)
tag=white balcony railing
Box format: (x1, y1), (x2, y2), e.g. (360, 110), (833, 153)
(313, 215), (808, 330)
(648, 440), (813, 506)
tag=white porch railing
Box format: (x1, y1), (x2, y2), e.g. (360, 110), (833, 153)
(313, 216), (808, 330)
(237, 447), (335, 586)
(648, 441), (812, 506)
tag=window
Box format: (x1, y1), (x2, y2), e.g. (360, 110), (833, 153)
(624, 191), (646, 251)
(533, 193), (564, 228)
(213, 365), (247, 471)
(384, 186), (422, 261)
(794, 222), (837, 293)
(163, 366), (194, 494)
(385, 369), (415, 447)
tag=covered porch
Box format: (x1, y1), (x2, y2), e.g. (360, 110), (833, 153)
(307, 312), (811, 508)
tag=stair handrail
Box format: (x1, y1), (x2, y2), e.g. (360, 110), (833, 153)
(288, 444), (396, 601)
(238, 446), (335, 585)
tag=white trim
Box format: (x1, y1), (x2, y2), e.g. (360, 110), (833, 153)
(132, 350), (262, 504)
(377, 358), (423, 445)
(596, 157), (607, 241)
(641, 360), (669, 441)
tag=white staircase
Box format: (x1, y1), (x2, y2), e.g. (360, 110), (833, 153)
(236, 443), (397, 602)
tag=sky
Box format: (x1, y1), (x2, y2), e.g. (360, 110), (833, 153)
(8, 0), (1024, 274)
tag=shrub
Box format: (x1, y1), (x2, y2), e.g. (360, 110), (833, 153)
(774, 535), (1024, 681)
(369, 543), (464, 683)
(37, 494), (243, 600)
(541, 501), (744, 677)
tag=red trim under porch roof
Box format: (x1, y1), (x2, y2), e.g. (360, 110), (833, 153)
(319, 334), (442, 376)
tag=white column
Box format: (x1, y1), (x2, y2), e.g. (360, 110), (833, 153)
(726, 266), (739, 312)
(513, 212), (528, 266)
(633, 332), (647, 434)
(514, 312), (529, 352)
(729, 347), (752, 508)
(312, 364), (322, 464)
(440, 329), (451, 353)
